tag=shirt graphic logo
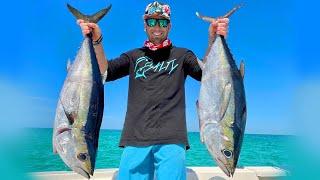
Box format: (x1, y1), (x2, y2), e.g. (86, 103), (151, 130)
(134, 56), (178, 79)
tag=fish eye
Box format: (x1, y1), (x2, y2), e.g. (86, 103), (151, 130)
(77, 153), (88, 161)
(222, 149), (233, 159)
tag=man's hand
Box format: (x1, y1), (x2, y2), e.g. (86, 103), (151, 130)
(209, 18), (229, 39)
(77, 19), (102, 41)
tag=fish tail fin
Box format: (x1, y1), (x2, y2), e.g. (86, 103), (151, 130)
(196, 4), (243, 23)
(195, 12), (215, 23)
(90, 5), (112, 23)
(223, 4), (243, 18)
(196, 12), (215, 23)
(67, 3), (112, 23)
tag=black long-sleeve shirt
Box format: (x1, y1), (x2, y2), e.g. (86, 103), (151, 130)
(105, 45), (201, 149)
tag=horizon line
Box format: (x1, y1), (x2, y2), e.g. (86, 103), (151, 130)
(23, 127), (295, 136)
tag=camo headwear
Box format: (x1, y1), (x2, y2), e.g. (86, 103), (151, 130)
(144, 1), (171, 20)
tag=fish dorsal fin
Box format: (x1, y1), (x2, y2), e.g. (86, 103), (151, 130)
(219, 83), (232, 121)
(67, 4), (112, 23)
(239, 61), (245, 79)
(101, 64), (109, 84)
(196, 100), (204, 143)
(197, 58), (205, 70)
(67, 59), (72, 72)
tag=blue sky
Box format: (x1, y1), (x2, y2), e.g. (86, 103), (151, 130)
(0, 0), (304, 135)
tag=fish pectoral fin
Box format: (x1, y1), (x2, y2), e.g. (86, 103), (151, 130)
(219, 83), (232, 121)
(197, 58), (205, 70)
(65, 111), (77, 125)
(59, 98), (77, 125)
(196, 100), (204, 143)
(53, 143), (58, 154)
(239, 61), (245, 79)
(67, 59), (72, 72)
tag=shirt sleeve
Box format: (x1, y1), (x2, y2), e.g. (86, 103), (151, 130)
(183, 50), (202, 81)
(104, 53), (131, 82)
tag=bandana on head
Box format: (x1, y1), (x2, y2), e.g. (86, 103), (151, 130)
(144, 39), (172, 51)
(144, 1), (171, 20)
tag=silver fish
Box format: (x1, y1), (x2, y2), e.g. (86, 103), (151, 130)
(196, 5), (247, 177)
(52, 4), (111, 179)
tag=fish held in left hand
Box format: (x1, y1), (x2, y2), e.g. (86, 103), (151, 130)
(52, 4), (111, 179)
(196, 4), (247, 177)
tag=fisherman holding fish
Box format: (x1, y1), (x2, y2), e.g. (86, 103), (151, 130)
(77, 1), (229, 179)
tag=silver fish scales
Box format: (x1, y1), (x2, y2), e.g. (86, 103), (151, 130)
(196, 5), (247, 177)
(52, 4), (111, 179)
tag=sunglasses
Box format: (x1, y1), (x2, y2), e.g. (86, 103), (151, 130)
(145, 18), (170, 28)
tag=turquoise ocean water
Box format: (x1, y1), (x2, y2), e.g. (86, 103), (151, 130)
(24, 128), (291, 172)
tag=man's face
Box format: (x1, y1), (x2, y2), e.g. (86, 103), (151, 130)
(144, 17), (171, 45)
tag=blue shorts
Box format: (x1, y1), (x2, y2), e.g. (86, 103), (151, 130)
(117, 144), (186, 180)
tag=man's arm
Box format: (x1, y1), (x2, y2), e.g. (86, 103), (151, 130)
(184, 18), (230, 80)
(186, 18), (229, 81)
(93, 43), (108, 74)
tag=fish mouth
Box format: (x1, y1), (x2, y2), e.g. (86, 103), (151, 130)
(216, 157), (232, 177)
(73, 166), (91, 179)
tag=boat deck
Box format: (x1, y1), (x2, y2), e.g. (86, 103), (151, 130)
(32, 166), (288, 180)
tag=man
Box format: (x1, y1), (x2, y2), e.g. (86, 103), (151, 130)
(78, 1), (229, 179)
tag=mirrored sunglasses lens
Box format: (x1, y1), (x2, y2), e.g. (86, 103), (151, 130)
(158, 19), (169, 27)
(146, 19), (156, 27)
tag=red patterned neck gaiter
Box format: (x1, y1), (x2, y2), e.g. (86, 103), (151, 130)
(144, 39), (172, 51)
